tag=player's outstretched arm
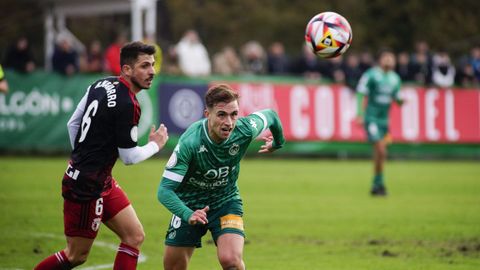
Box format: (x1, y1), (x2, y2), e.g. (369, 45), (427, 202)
(118, 124), (169, 165)
(255, 109), (285, 152)
(158, 178), (210, 224)
(157, 178), (195, 222)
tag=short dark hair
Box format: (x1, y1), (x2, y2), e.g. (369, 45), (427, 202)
(120, 41), (156, 67)
(376, 47), (394, 60)
(205, 84), (239, 109)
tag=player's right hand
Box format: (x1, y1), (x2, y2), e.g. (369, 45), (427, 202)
(149, 124), (169, 150)
(188, 206), (209, 225)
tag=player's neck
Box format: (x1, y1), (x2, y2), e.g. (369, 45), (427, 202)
(208, 129), (224, 144)
(206, 122), (225, 144)
(119, 75), (141, 94)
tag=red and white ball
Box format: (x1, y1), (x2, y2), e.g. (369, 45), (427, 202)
(305, 11), (352, 58)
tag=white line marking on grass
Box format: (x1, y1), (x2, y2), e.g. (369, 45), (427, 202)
(33, 233), (147, 270)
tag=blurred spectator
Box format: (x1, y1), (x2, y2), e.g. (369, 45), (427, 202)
(213, 46), (242, 75)
(241, 40), (267, 75)
(470, 46), (480, 82)
(395, 51), (413, 82)
(3, 37), (35, 73)
(358, 51), (374, 73)
(431, 51), (455, 88)
(176, 30), (211, 76)
(456, 62), (478, 88)
(325, 56), (345, 83)
(410, 40), (432, 85)
(52, 35), (79, 76)
(104, 32), (128, 75)
(81, 40), (103, 73)
(163, 45), (181, 75)
(143, 34), (163, 74)
(290, 44), (323, 80)
(267, 42), (289, 75)
(343, 54), (362, 91)
(0, 64), (9, 93)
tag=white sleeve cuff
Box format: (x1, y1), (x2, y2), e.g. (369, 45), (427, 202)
(118, 141), (160, 165)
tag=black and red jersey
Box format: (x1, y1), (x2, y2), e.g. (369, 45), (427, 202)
(62, 76), (141, 201)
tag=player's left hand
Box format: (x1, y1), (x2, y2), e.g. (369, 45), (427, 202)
(149, 124), (169, 150)
(258, 136), (276, 153)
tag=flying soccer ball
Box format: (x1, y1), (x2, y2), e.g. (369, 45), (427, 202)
(305, 11), (352, 58)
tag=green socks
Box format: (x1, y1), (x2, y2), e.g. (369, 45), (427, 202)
(373, 174), (384, 188)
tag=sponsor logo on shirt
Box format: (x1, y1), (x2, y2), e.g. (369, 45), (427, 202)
(198, 144), (208, 153)
(249, 119), (257, 130)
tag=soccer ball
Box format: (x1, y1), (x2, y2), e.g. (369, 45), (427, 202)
(305, 11), (352, 58)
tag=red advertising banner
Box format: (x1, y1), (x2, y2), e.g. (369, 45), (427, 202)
(227, 82), (480, 143)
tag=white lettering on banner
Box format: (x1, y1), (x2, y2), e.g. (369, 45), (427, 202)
(238, 83), (278, 114)
(339, 87), (356, 139)
(0, 88), (73, 116)
(314, 86), (334, 139)
(290, 85), (310, 139)
(0, 117), (26, 131)
(425, 88), (440, 141)
(445, 90), (459, 141)
(401, 88), (419, 141)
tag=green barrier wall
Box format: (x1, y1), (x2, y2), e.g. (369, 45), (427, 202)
(0, 71), (157, 152)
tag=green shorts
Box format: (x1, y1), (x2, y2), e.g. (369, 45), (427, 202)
(365, 121), (388, 142)
(164, 199), (244, 248)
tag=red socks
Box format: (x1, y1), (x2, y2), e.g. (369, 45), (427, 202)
(35, 243), (139, 270)
(34, 250), (72, 270)
(113, 242), (140, 270)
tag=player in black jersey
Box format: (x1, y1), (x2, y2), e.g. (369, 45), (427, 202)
(35, 41), (169, 270)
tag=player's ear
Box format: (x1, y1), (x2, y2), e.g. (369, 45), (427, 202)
(122, 64), (133, 76)
(204, 109), (209, 118)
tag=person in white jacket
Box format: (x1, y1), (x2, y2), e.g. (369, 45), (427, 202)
(176, 30), (212, 77)
(432, 51), (456, 88)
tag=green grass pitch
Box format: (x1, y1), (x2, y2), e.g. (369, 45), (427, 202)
(1, 156), (479, 269)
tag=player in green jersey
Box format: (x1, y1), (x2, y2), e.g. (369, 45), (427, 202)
(157, 84), (285, 270)
(356, 49), (403, 196)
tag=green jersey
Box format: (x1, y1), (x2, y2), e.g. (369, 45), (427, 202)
(356, 66), (402, 125)
(158, 109), (285, 222)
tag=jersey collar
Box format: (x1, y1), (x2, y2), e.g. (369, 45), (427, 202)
(118, 76), (131, 89)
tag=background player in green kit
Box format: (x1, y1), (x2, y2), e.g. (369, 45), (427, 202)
(157, 84), (285, 270)
(356, 49), (404, 196)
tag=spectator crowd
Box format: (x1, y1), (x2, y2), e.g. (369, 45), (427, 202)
(2, 32), (480, 90)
